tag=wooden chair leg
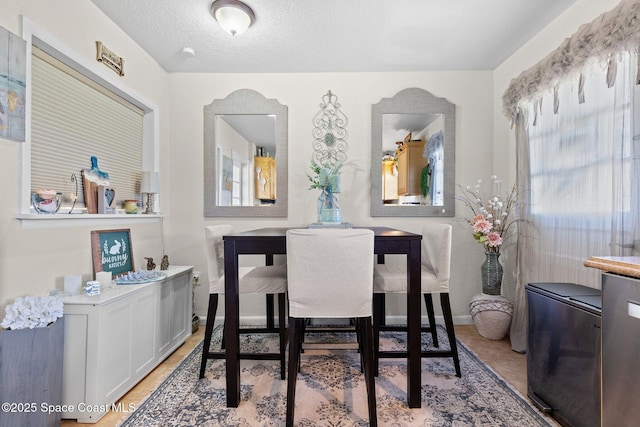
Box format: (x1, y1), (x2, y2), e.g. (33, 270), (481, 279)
(440, 293), (461, 377)
(298, 320), (305, 371)
(266, 293), (275, 330)
(220, 316), (226, 350)
(358, 324), (365, 373)
(278, 293), (287, 380)
(199, 294), (219, 379)
(372, 293), (384, 376)
(423, 294), (439, 347)
(360, 317), (378, 427)
(286, 317), (302, 427)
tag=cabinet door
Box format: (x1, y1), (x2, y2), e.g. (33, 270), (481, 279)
(382, 160), (398, 200)
(254, 157), (276, 200)
(406, 145), (427, 195)
(131, 286), (158, 376)
(396, 142), (427, 196)
(98, 298), (133, 403)
(170, 273), (189, 344)
(157, 280), (173, 356)
(397, 150), (408, 195)
(157, 270), (192, 358)
(97, 285), (156, 404)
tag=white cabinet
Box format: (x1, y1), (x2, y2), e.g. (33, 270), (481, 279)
(61, 266), (193, 423)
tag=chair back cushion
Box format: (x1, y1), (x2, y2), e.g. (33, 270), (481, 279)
(421, 222), (452, 292)
(205, 224), (234, 293)
(286, 228), (374, 318)
(373, 222), (452, 294)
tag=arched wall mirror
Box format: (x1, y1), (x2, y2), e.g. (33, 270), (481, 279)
(370, 88), (455, 217)
(204, 89), (288, 217)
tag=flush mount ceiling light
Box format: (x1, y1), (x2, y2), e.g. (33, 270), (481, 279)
(181, 46), (196, 56)
(211, 0), (255, 36)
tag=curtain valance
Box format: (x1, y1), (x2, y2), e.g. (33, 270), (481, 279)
(503, 0), (640, 121)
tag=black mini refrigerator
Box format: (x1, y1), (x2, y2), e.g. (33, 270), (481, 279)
(526, 282), (602, 427)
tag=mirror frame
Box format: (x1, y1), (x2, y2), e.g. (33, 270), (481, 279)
(204, 89), (288, 217)
(370, 88), (455, 217)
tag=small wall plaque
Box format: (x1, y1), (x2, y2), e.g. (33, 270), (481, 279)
(96, 41), (124, 76)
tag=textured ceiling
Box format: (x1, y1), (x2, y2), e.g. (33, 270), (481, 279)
(91, 0), (579, 73)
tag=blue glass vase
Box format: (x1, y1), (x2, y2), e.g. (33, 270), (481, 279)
(317, 189), (341, 224)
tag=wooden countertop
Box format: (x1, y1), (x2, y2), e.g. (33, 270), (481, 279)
(584, 256), (640, 279)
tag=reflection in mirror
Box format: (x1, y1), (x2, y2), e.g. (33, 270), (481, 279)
(371, 88), (455, 217)
(382, 113), (444, 206)
(204, 89), (288, 217)
(215, 114), (276, 206)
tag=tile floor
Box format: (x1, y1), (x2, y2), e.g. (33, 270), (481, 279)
(61, 324), (531, 426)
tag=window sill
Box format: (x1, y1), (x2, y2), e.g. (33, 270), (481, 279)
(15, 213), (163, 229)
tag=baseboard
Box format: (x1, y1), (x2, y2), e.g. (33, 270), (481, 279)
(455, 315), (474, 325)
(200, 314), (475, 326)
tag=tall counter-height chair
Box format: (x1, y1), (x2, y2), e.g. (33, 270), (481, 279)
(286, 229), (378, 427)
(199, 224), (287, 380)
(373, 222), (461, 377)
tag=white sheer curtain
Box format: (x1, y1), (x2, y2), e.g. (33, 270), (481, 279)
(510, 52), (639, 352)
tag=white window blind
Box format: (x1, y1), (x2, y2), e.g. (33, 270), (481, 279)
(30, 47), (143, 208)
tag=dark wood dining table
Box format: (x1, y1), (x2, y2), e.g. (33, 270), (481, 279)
(223, 226), (423, 408)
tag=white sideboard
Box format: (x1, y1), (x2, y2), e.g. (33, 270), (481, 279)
(61, 266), (193, 423)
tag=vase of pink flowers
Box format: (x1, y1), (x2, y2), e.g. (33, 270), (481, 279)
(457, 176), (518, 339)
(457, 176), (517, 295)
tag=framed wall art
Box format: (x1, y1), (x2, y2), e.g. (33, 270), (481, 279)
(91, 229), (134, 277)
(0, 25), (26, 142)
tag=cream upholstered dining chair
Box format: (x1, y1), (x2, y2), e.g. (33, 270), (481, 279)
(373, 222), (461, 377)
(285, 228), (377, 427)
(199, 224), (287, 380)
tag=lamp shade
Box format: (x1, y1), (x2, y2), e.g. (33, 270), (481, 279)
(140, 171), (160, 194)
(211, 0), (255, 36)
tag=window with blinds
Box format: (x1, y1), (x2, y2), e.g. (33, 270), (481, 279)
(30, 47), (144, 210)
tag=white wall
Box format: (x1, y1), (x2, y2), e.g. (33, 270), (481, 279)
(0, 1), (170, 307)
(167, 72), (494, 323)
(4, 0), (615, 326)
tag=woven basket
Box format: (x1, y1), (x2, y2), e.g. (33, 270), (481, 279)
(470, 294), (514, 340)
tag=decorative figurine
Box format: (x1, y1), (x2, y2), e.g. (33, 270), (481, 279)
(68, 173), (78, 214)
(82, 156), (110, 214)
(160, 255), (169, 270)
(145, 257), (156, 270)
(88, 155), (109, 180)
(83, 280), (101, 296)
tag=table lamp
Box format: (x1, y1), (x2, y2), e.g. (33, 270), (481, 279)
(140, 171), (160, 214)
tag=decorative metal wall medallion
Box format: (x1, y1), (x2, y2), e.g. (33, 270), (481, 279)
(311, 90), (348, 169)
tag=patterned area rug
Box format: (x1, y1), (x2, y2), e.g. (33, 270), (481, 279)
(119, 325), (553, 426)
